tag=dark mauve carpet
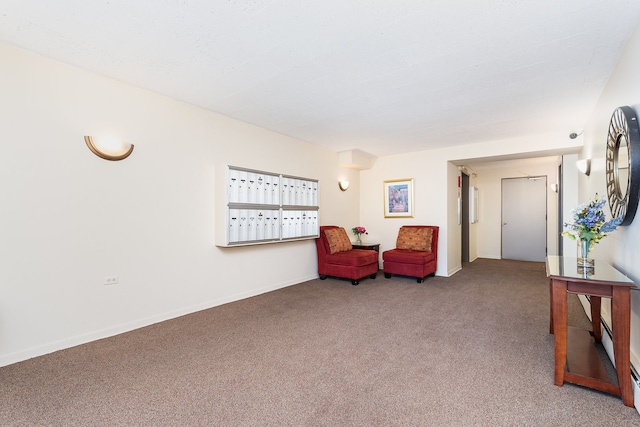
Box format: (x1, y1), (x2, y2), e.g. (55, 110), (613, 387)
(1, 258), (638, 426)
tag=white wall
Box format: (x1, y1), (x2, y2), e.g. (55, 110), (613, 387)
(472, 158), (561, 259)
(360, 150), (452, 275)
(578, 21), (640, 389)
(561, 154), (580, 256)
(360, 136), (579, 277)
(0, 43), (360, 366)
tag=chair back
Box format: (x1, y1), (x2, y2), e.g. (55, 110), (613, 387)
(396, 225), (439, 258)
(316, 225), (340, 258)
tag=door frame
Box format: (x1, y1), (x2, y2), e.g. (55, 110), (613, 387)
(461, 172), (470, 263)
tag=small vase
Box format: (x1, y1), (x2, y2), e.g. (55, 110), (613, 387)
(577, 239), (594, 268)
(356, 235), (362, 245)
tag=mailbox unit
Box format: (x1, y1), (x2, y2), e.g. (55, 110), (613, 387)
(216, 165), (319, 247)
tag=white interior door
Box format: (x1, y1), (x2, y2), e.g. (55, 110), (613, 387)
(502, 177), (547, 262)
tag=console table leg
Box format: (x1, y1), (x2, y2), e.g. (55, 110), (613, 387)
(552, 279), (568, 386)
(611, 287), (633, 407)
(549, 279), (554, 334)
(590, 296), (602, 343)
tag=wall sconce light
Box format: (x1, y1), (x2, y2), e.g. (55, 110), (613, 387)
(338, 180), (350, 191)
(576, 158), (591, 176)
(85, 135), (134, 161)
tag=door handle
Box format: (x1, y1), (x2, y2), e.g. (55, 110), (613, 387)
(502, 222), (507, 226)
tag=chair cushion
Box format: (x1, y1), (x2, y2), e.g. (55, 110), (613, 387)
(324, 227), (353, 254)
(383, 249), (435, 265)
(326, 250), (378, 266)
(396, 227), (432, 251)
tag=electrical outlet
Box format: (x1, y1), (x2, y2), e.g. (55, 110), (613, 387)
(103, 275), (119, 285)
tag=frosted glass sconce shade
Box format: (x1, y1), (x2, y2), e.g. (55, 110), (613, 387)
(338, 180), (350, 191)
(576, 158), (591, 176)
(85, 135), (134, 161)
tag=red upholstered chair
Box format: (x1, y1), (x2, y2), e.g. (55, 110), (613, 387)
(316, 226), (379, 286)
(383, 225), (439, 283)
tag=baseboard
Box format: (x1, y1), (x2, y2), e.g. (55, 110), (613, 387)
(447, 265), (462, 277)
(0, 274), (317, 368)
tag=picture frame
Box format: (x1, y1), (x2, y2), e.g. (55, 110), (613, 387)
(383, 178), (414, 218)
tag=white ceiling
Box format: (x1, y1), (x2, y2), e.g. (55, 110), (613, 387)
(2, 1), (640, 158)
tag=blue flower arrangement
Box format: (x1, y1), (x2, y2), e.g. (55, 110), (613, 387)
(561, 194), (622, 245)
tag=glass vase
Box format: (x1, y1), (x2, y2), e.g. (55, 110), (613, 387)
(577, 239), (594, 268)
(356, 234), (362, 245)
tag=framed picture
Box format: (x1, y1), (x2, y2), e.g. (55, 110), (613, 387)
(383, 178), (414, 218)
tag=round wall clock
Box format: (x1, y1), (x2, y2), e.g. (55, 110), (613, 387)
(605, 106), (640, 225)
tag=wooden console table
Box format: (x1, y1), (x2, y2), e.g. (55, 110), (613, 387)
(546, 256), (636, 407)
